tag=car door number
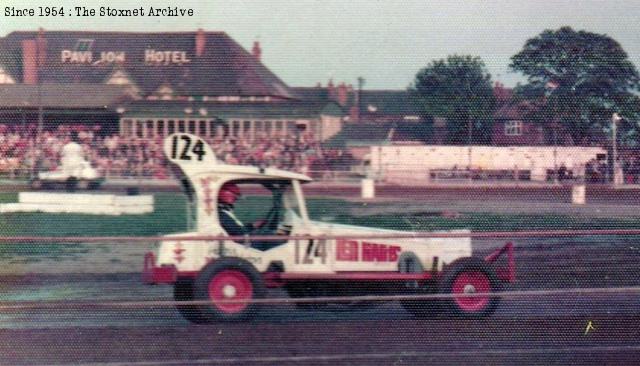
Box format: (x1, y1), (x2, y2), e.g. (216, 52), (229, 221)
(294, 239), (327, 264)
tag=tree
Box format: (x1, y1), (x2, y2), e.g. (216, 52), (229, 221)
(510, 27), (640, 145)
(410, 55), (496, 144)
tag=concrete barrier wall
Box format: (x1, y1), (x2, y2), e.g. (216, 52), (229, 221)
(1, 193), (154, 215)
(370, 145), (606, 181)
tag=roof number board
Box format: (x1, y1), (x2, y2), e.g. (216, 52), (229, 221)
(170, 135), (206, 161)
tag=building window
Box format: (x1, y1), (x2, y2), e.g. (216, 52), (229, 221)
(0, 66), (16, 84)
(145, 120), (154, 137)
(504, 120), (523, 136)
(155, 83), (174, 100)
(157, 120), (165, 136)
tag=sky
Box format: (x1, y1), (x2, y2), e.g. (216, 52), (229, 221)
(1, 0), (639, 90)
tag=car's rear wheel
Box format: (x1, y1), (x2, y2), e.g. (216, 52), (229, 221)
(193, 258), (265, 322)
(173, 279), (207, 324)
(440, 258), (501, 318)
(65, 177), (78, 192)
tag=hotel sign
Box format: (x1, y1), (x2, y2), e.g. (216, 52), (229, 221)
(60, 49), (191, 65)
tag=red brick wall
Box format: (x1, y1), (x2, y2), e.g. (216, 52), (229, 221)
(21, 40), (38, 84)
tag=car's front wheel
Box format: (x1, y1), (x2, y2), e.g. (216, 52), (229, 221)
(440, 258), (501, 318)
(193, 258), (265, 322)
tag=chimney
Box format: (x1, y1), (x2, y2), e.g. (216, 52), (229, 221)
(22, 40), (38, 84)
(349, 105), (359, 123)
(195, 28), (206, 56)
(337, 82), (348, 106)
(37, 27), (47, 67)
(327, 79), (336, 100)
(252, 41), (262, 61)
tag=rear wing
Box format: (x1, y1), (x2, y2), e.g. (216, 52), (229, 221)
(163, 133), (219, 201)
(163, 133), (224, 185)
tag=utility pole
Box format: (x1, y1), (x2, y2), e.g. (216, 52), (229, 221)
(544, 80), (559, 184)
(35, 38), (44, 179)
(467, 116), (472, 171)
(612, 113), (622, 186)
(553, 122), (558, 184)
(356, 77), (365, 123)
(466, 79), (473, 181)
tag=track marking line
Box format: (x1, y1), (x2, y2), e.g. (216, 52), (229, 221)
(2, 286), (640, 310)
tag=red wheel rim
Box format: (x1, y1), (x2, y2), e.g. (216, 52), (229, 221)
(208, 270), (253, 314)
(451, 271), (491, 312)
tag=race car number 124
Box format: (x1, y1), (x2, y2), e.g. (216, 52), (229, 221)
(171, 135), (206, 161)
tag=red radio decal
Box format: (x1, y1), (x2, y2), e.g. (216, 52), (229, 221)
(336, 239), (359, 261)
(336, 239), (400, 262)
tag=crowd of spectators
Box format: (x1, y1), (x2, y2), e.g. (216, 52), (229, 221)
(584, 158), (610, 183)
(0, 123), (328, 180)
(584, 155), (640, 184)
(5, 123), (640, 184)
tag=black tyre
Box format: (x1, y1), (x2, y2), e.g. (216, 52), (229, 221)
(65, 177), (78, 192)
(173, 279), (207, 324)
(439, 257), (501, 318)
(398, 252), (442, 318)
(193, 258), (265, 322)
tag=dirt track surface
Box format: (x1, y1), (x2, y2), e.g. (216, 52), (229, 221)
(1, 238), (640, 365)
(2, 316), (640, 365)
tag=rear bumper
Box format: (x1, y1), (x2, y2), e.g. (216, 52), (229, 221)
(484, 242), (516, 283)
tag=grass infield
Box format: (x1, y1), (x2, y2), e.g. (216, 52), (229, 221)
(0, 192), (638, 258)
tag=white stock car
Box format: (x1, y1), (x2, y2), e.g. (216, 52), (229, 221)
(143, 133), (515, 323)
(30, 141), (103, 191)
(31, 161), (102, 190)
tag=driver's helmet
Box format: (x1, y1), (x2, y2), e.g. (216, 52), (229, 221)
(219, 182), (241, 205)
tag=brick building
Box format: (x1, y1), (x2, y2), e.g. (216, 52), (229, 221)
(0, 29), (343, 140)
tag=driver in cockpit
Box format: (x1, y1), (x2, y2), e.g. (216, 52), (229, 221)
(218, 182), (288, 251)
(217, 182), (264, 237)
